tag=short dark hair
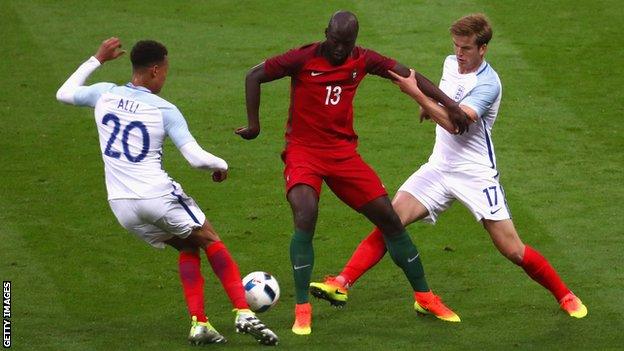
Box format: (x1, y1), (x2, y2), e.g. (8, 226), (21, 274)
(130, 40), (168, 69)
(450, 14), (492, 47)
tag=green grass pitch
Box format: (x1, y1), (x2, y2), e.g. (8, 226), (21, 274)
(1, 1), (623, 350)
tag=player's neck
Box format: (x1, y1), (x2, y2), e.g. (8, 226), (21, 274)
(458, 59), (484, 74)
(131, 76), (154, 93)
(320, 42), (333, 64)
(320, 42), (350, 66)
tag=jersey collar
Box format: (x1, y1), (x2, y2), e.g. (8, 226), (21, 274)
(476, 60), (489, 76)
(125, 82), (152, 93)
(456, 59), (488, 76)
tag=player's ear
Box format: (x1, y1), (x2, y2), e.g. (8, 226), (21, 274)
(151, 65), (159, 78)
(479, 44), (488, 56)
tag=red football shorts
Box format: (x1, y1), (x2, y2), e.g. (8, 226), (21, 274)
(282, 146), (387, 210)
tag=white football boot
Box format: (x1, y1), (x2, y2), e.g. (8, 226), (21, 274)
(234, 309), (279, 346)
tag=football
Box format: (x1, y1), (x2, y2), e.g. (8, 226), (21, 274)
(242, 271), (280, 313)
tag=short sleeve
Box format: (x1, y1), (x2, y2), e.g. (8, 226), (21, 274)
(364, 49), (397, 78)
(162, 106), (196, 149)
(460, 81), (500, 118)
(73, 82), (116, 107)
(264, 44), (314, 78)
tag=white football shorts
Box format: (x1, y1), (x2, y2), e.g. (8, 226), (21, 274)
(108, 190), (206, 249)
(398, 162), (511, 224)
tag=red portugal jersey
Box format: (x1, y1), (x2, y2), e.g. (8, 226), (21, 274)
(264, 42), (396, 152)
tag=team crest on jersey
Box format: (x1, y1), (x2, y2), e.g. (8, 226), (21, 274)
(352, 69), (357, 80)
(454, 85), (465, 100)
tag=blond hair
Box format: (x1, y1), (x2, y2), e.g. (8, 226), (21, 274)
(450, 14), (492, 46)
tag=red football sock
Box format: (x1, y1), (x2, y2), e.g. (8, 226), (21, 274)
(520, 245), (571, 301)
(178, 251), (207, 322)
(205, 241), (249, 309)
(340, 227), (387, 287)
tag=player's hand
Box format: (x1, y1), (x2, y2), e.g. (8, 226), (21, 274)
(212, 170), (228, 182)
(388, 69), (420, 97)
(94, 37), (125, 64)
(419, 108), (431, 123)
(235, 125), (260, 140)
(447, 104), (470, 135)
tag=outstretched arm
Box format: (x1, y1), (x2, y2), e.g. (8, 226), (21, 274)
(56, 37), (125, 105)
(389, 63), (470, 134)
(388, 69), (476, 134)
(179, 142), (229, 182)
(389, 63), (452, 106)
(165, 107), (229, 182)
(235, 62), (276, 140)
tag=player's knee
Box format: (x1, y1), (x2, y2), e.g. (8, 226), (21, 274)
(165, 237), (199, 252)
(289, 192), (318, 232)
(293, 210), (317, 233)
(179, 246), (200, 254)
(374, 205), (405, 235)
(193, 226), (221, 248)
(361, 196), (399, 225)
(195, 236), (219, 249)
(500, 246), (524, 265)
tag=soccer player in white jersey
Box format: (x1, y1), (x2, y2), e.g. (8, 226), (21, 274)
(56, 38), (279, 345)
(311, 14), (587, 319)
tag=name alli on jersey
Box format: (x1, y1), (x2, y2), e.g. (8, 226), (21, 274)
(117, 98), (139, 113)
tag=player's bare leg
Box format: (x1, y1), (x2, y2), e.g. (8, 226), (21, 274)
(392, 191), (431, 225)
(483, 219), (587, 318)
(287, 184), (318, 335)
(482, 219), (524, 264)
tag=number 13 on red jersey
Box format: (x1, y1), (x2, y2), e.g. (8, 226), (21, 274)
(325, 85), (342, 105)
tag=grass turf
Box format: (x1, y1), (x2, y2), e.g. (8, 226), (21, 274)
(1, 0), (622, 349)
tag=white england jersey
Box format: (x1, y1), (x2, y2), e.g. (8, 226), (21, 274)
(73, 82), (195, 200)
(428, 55), (502, 174)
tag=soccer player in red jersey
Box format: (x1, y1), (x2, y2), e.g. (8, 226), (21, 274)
(236, 11), (469, 335)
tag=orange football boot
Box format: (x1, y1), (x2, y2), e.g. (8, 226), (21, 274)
(292, 303), (312, 335)
(559, 292), (588, 318)
(414, 291), (461, 322)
